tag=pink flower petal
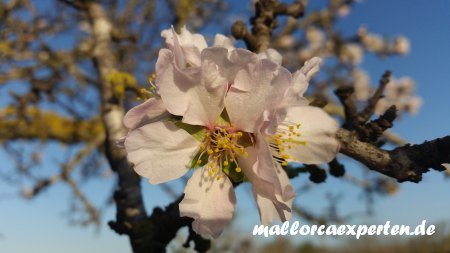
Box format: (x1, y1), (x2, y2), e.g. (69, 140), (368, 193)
(225, 59), (292, 133)
(238, 135), (292, 216)
(179, 169), (236, 238)
(124, 121), (199, 184)
(258, 48), (282, 65)
(161, 26), (207, 67)
(213, 34), (234, 51)
(300, 57), (322, 81)
(181, 49), (230, 127)
(123, 97), (168, 130)
(156, 49), (200, 117)
(284, 57), (322, 106)
(157, 48), (229, 127)
(255, 165), (295, 225)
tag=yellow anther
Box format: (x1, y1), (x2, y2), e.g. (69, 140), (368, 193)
(216, 175), (222, 180)
(223, 161), (229, 166)
(213, 156), (218, 160)
(281, 161), (288, 166)
(214, 148), (219, 153)
(205, 132), (210, 138)
(237, 132), (243, 137)
(296, 124), (301, 128)
(207, 149), (213, 155)
(235, 167), (242, 173)
(197, 159), (202, 164)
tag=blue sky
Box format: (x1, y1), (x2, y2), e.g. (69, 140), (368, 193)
(1, 0), (450, 252)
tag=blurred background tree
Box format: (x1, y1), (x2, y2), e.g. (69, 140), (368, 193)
(1, 0), (449, 252)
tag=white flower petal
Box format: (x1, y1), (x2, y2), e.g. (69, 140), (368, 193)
(238, 140), (295, 225)
(181, 48), (230, 127)
(156, 49), (200, 117)
(255, 165), (295, 225)
(161, 26), (207, 67)
(238, 135), (295, 220)
(124, 121), (199, 184)
(284, 57), (322, 106)
(229, 48), (259, 66)
(300, 57), (322, 81)
(157, 48), (229, 127)
(258, 48), (282, 65)
(225, 59), (291, 133)
(213, 34), (234, 51)
(179, 169), (236, 238)
(281, 106), (340, 164)
(123, 97), (168, 130)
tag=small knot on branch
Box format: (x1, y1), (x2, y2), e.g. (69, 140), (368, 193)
(306, 165), (327, 183)
(329, 158), (346, 177)
(359, 105), (397, 143)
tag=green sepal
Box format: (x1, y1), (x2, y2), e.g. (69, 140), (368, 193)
(189, 151), (208, 169)
(216, 109), (231, 127)
(173, 121), (206, 142)
(223, 161), (245, 182)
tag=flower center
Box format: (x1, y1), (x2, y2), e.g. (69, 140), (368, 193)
(195, 126), (249, 181)
(137, 73), (159, 100)
(268, 122), (306, 166)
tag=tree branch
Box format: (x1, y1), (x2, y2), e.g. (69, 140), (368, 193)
(85, 2), (149, 252)
(232, 0), (304, 52)
(337, 128), (449, 182)
(85, 2), (205, 252)
(0, 107), (103, 143)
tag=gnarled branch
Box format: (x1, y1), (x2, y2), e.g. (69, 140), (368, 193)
(337, 128), (449, 182)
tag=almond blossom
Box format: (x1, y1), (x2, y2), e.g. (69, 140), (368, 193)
(375, 77), (422, 115)
(123, 27), (339, 238)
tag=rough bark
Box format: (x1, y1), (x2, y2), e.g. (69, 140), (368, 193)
(337, 128), (449, 182)
(86, 3), (149, 252)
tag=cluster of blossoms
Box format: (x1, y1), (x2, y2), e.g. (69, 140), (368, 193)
(359, 27), (410, 55)
(121, 27), (339, 238)
(339, 43), (364, 65)
(298, 29), (409, 66)
(352, 69), (422, 116)
(375, 77), (422, 115)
